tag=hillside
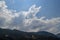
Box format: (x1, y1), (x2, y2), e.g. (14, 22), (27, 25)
(0, 28), (59, 40)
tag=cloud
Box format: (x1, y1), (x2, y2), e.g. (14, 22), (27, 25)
(0, 0), (60, 34)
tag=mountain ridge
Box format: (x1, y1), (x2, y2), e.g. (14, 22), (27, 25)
(0, 28), (59, 40)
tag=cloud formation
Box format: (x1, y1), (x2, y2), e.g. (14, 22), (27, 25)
(0, 0), (60, 34)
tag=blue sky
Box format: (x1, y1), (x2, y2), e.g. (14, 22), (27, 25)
(5, 0), (60, 18)
(0, 0), (60, 34)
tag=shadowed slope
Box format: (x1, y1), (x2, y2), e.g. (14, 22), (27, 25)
(0, 28), (59, 40)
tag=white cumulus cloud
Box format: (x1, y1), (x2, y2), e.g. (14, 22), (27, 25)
(0, 0), (60, 34)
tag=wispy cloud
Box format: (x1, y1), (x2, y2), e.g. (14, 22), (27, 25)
(0, 0), (60, 34)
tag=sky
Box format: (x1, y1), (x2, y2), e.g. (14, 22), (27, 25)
(5, 0), (60, 18)
(0, 0), (60, 34)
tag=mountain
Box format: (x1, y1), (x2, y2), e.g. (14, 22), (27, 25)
(0, 28), (59, 40)
(56, 33), (60, 40)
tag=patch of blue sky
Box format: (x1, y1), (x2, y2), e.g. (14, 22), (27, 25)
(5, 0), (60, 19)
